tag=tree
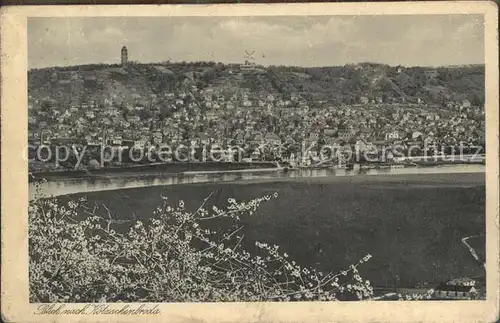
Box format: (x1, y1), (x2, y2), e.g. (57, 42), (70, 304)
(138, 109), (153, 120)
(40, 100), (53, 113)
(28, 192), (385, 303)
(471, 92), (484, 107)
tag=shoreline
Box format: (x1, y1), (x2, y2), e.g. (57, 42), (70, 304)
(29, 159), (485, 183)
(29, 161), (279, 182)
(29, 165), (485, 200)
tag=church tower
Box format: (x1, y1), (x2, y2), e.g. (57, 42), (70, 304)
(121, 46), (128, 65)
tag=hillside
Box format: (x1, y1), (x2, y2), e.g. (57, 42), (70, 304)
(28, 62), (485, 107)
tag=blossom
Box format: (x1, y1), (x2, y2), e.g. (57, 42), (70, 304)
(28, 193), (376, 303)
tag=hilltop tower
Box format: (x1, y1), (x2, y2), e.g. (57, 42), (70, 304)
(121, 46), (128, 65)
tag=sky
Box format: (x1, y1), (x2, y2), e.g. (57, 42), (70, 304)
(28, 15), (484, 69)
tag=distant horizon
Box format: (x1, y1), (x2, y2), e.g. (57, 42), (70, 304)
(27, 60), (486, 72)
(28, 15), (485, 69)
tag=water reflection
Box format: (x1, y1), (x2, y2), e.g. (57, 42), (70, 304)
(29, 164), (485, 200)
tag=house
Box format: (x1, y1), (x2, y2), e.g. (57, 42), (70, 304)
(447, 277), (476, 287)
(433, 283), (478, 300)
(355, 139), (372, 153)
(106, 107), (120, 116)
(240, 62), (264, 73)
(250, 149), (261, 161)
(309, 132), (320, 141)
(324, 128), (337, 137)
(371, 139), (390, 148)
(222, 149), (236, 162)
(50, 72), (58, 82)
(338, 130), (355, 141)
(359, 96), (369, 104)
(61, 110), (71, 118)
(127, 115), (141, 123)
(206, 110), (218, 121)
(253, 133), (265, 145)
(233, 132), (245, 145)
(424, 69), (438, 79)
(114, 115), (125, 123)
(108, 138), (123, 146)
(385, 130), (401, 141)
(133, 139), (148, 149)
(197, 133), (210, 145)
(461, 99), (472, 108)
(298, 103), (310, 113)
(411, 131), (424, 140)
(284, 136), (296, 145)
(265, 132), (281, 145)
(152, 131), (163, 144)
(358, 128), (373, 139)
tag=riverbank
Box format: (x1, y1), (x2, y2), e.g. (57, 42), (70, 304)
(29, 157), (485, 183)
(55, 171), (486, 291)
(29, 161), (279, 182)
(29, 164), (485, 200)
(29, 165), (485, 200)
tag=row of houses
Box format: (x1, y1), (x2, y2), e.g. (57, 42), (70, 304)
(433, 277), (480, 300)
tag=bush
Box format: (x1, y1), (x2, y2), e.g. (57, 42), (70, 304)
(29, 182), (433, 303)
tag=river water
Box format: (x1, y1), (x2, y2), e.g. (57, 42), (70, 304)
(29, 164), (485, 200)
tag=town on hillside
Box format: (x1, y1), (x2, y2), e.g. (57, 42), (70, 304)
(27, 47), (485, 172)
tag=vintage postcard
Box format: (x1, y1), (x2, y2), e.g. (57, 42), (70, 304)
(1, 2), (499, 322)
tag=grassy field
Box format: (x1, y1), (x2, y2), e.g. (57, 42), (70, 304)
(60, 172), (486, 290)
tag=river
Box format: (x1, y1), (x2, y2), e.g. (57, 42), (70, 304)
(29, 164), (485, 200)
(30, 163), (486, 290)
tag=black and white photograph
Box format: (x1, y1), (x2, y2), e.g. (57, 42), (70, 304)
(1, 2), (499, 322)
